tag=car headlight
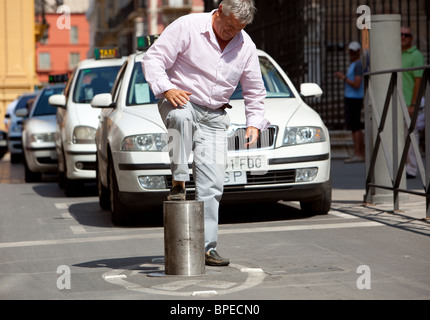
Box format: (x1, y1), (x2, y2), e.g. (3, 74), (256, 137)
(283, 127), (325, 146)
(121, 133), (168, 151)
(30, 132), (55, 143)
(72, 126), (96, 144)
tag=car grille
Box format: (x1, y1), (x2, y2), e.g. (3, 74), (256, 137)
(166, 169), (296, 189)
(227, 126), (277, 151)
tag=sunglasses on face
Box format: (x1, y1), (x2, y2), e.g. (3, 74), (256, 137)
(401, 33), (412, 38)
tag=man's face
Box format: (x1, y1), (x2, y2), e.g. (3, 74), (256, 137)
(401, 27), (413, 49)
(213, 6), (247, 42)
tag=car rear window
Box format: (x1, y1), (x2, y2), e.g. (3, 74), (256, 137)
(72, 66), (121, 103)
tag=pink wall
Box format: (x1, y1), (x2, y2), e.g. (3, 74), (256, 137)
(36, 13), (89, 84)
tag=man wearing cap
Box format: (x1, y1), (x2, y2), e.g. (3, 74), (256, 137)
(334, 41), (365, 163)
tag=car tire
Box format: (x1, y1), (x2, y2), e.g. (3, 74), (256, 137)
(109, 154), (129, 225)
(300, 178), (332, 215)
(10, 153), (21, 164)
(63, 157), (82, 197)
(24, 155), (42, 183)
(96, 155), (110, 210)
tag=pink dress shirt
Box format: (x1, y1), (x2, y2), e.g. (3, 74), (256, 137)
(141, 10), (270, 130)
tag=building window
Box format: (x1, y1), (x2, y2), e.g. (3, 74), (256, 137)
(70, 26), (78, 44)
(69, 53), (80, 69)
(39, 53), (51, 70)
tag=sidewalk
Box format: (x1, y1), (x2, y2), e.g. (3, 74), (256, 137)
(330, 159), (429, 235)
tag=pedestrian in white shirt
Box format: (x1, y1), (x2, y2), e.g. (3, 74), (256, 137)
(142, 0), (269, 266)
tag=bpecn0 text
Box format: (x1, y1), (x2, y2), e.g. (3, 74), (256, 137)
(215, 304), (260, 315)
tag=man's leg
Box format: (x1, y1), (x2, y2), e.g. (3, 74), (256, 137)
(158, 99), (195, 192)
(191, 106), (230, 265)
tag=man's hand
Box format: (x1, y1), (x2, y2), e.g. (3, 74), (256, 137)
(164, 89), (192, 107)
(244, 126), (259, 149)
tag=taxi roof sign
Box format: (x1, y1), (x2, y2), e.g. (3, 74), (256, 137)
(49, 74), (68, 83)
(94, 47), (121, 60)
(137, 35), (159, 51)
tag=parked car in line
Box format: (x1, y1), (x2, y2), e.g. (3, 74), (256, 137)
(0, 130), (7, 159)
(17, 84), (65, 182)
(6, 92), (38, 163)
(91, 42), (331, 225)
(48, 48), (127, 196)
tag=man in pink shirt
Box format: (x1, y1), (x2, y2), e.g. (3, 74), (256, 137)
(142, 0), (269, 266)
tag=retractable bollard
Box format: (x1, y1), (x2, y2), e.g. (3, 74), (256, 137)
(163, 201), (205, 276)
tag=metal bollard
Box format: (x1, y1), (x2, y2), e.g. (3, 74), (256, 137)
(163, 200), (205, 276)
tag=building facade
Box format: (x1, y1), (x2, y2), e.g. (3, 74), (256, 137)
(0, 0), (37, 131)
(86, 0), (204, 58)
(35, 0), (90, 85)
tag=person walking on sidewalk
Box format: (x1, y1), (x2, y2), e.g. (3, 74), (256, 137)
(142, 0), (269, 266)
(334, 41), (365, 163)
(401, 26), (424, 179)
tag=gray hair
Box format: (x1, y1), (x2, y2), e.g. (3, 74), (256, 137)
(220, 0), (257, 25)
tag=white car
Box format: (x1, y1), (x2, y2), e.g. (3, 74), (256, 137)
(6, 92), (38, 163)
(49, 50), (127, 196)
(18, 84), (65, 182)
(92, 47), (331, 225)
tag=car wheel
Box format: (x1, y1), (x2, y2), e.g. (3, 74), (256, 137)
(63, 157), (81, 197)
(10, 153), (22, 164)
(300, 179), (332, 215)
(24, 156), (41, 183)
(109, 154), (129, 225)
(96, 155), (110, 210)
(57, 149), (65, 189)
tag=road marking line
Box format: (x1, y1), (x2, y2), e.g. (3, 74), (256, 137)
(0, 221), (383, 249)
(192, 290), (217, 296)
(55, 203), (70, 210)
(70, 226), (87, 235)
(61, 213), (73, 219)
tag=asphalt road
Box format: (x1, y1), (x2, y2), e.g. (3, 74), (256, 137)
(0, 152), (429, 305)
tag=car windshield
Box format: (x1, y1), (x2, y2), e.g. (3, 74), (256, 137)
(230, 56), (294, 100)
(126, 56), (293, 106)
(73, 66), (121, 103)
(33, 86), (65, 116)
(126, 62), (157, 106)
(15, 94), (37, 111)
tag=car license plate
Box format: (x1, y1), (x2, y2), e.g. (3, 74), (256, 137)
(226, 155), (267, 172)
(224, 171), (247, 185)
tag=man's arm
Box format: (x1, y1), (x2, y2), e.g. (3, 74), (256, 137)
(141, 16), (190, 99)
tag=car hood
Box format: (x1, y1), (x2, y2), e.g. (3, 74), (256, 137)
(121, 105), (167, 133)
(119, 97), (323, 134)
(226, 97), (302, 127)
(74, 104), (101, 127)
(26, 115), (56, 133)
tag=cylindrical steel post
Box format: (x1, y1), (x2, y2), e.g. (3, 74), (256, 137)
(163, 201), (205, 276)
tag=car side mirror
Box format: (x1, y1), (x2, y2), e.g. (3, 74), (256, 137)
(49, 94), (66, 109)
(300, 83), (323, 98)
(14, 108), (29, 117)
(91, 93), (115, 108)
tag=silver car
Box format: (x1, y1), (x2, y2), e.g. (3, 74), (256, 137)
(7, 92), (38, 163)
(19, 84), (65, 182)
